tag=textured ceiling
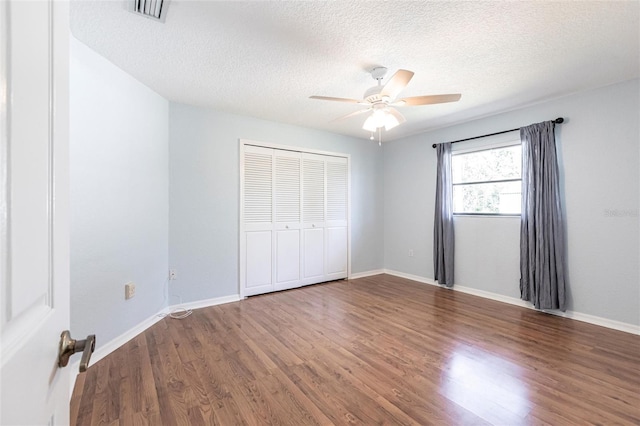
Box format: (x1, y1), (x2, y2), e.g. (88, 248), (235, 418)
(70, 1), (640, 141)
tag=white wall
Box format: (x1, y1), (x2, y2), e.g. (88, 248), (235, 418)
(70, 38), (169, 345)
(384, 79), (639, 327)
(70, 37), (637, 338)
(168, 103), (384, 303)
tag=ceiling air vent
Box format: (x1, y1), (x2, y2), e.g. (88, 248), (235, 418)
(128, 0), (168, 22)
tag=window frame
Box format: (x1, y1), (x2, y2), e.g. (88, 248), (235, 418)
(451, 141), (522, 217)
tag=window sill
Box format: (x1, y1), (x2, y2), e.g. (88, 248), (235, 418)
(453, 213), (521, 218)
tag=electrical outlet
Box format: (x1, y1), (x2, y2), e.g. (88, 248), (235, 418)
(125, 282), (135, 299)
(169, 269), (177, 280)
(409, 249), (414, 257)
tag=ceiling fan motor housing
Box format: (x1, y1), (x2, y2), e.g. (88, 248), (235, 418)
(363, 86), (390, 104)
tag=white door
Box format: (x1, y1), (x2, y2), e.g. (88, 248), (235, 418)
(240, 142), (350, 296)
(325, 157), (349, 280)
(242, 146), (274, 296)
(1, 1), (72, 425)
(301, 153), (325, 284)
(273, 151), (301, 291)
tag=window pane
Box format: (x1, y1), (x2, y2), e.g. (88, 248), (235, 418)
(453, 181), (521, 214)
(452, 145), (521, 184)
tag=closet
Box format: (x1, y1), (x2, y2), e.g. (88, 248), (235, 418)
(240, 142), (349, 297)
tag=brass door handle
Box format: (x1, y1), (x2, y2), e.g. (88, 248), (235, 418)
(58, 330), (96, 373)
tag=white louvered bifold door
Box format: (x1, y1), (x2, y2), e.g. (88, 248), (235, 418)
(274, 150), (302, 291)
(301, 153), (325, 284)
(241, 143), (349, 297)
(325, 156), (348, 280)
(242, 145), (274, 296)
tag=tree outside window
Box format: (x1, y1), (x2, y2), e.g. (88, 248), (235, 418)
(452, 144), (521, 215)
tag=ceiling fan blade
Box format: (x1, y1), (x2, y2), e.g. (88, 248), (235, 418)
(309, 95), (363, 104)
(380, 69), (414, 99)
(331, 108), (371, 122)
(394, 93), (462, 106)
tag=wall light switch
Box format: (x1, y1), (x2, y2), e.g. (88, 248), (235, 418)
(169, 269), (177, 280)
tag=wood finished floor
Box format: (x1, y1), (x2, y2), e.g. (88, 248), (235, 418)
(71, 274), (640, 425)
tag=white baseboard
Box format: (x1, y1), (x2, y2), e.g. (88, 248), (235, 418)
(382, 269), (640, 336)
(543, 309), (640, 335)
(382, 269), (439, 286)
(453, 283), (531, 309)
(164, 294), (241, 313)
(349, 269), (385, 279)
(70, 293), (241, 397)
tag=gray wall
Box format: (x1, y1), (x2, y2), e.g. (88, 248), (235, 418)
(70, 38), (169, 344)
(384, 79), (640, 326)
(168, 103), (384, 303)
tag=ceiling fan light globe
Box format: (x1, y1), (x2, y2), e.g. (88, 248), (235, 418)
(362, 115), (379, 132)
(372, 108), (386, 121)
(383, 113), (400, 130)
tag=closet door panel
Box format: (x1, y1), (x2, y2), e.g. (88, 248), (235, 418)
(275, 229), (301, 289)
(326, 158), (348, 227)
(274, 150), (301, 290)
(245, 231), (273, 294)
(326, 226), (348, 276)
(302, 155), (325, 224)
(302, 154), (325, 283)
(325, 156), (348, 279)
(242, 145), (274, 296)
(244, 147), (273, 225)
(303, 228), (324, 281)
(275, 153), (301, 224)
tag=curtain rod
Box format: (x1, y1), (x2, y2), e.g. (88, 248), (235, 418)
(431, 117), (564, 149)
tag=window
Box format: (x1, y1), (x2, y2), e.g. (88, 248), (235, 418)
(452, 144), (522, 215)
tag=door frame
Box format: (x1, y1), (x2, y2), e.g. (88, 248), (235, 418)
(238, 139), (351, 298)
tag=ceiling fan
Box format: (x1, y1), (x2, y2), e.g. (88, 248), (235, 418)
(310, 67), (461, 137)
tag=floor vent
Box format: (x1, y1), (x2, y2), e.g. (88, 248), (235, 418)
(128, 0), (168, 22)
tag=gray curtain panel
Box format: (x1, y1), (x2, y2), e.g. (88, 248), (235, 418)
(433, 142), (454, 287)
(520, 121), (566, 311)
